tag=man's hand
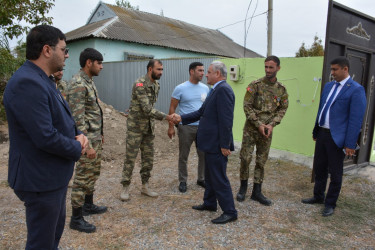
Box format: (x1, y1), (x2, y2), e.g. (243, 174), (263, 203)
(165, 114), (174, 122)
(86, 148), (97, 159)
(344, 147), (355, 157)
(258, 124), (267, 137)
(169, 113), (181, 124)
(75, 134), (89, 155)
(221, 148), (231, 156)
(168, 126), (175, 139)
(264, 124), (273, 138)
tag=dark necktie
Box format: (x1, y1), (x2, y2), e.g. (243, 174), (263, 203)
(319, 82), (340, 126)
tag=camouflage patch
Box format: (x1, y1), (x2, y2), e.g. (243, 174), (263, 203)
(71, 140), (103, 207)
(67, 70), (103, 143)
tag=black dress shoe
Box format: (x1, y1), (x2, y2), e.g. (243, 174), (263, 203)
(301, 197), (324, 204)
(192, 204), (217, 212)
(211, 214), (237, 224)
(197, 180), (206, 188)
(179, 182), (187, 193)
(322, 207), (334, 217)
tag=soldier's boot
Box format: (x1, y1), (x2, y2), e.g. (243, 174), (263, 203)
(236, 180), (248, 202)
(120, 185), (130, 201)
(70, 207), (96, 233)
(82, 194), (107, 216)
(141, 183), (158, 197)
(251, 183), (272, 206)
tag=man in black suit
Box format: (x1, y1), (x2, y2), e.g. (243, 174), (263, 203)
(172, 61), (237, 224)
(3, 25), (88, 249)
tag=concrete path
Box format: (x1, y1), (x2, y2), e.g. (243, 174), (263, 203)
(347, 165), (375, 182)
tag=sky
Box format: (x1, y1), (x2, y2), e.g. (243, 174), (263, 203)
(8, 0), (375, 57)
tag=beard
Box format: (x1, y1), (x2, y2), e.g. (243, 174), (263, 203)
(151, 71), (161, 80)
(50, 54), (65, 73)
(266, 72), (277, 80)
(90, 69), (99, 77)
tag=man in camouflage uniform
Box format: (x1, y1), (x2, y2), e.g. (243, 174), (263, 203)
(53, 70), (68, 99)
(67, 48), (106, 233)
(236, 55), (288, 206)
(120, 59), (174, 201)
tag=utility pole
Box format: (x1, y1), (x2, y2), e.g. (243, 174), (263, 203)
(267, 0), (273, 56)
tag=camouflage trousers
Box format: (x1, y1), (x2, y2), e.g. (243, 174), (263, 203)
(239, 127), (272, 183)
(71, 140), (102, 208)
(121, 128), (155, 187)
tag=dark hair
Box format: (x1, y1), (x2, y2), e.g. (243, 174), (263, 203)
(189, 62), (204, 72)
(265, 55), (280, 66)
(26, 25), (66, 60)
(330, 56), (350, 70)
(146, 59), (162, 71)
(79, 48), (103, 68)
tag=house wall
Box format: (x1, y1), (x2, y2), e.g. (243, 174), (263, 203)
(63, 38), (208, 81)
(64, 39), (96, 80)
(221, 57), (323, 162)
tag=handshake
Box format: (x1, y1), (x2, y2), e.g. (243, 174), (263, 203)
(166, 113), (181, 124)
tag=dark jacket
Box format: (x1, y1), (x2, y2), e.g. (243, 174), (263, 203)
(4, 60), (82, 192)
(182, 81), (235, 153)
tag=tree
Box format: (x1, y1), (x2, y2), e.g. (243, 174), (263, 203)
(0, 43), (25, 121)
(115, 0), (139, 10)
(295, 35), (324, 57)
(0, 34), (26, 121)
(0, 0), (55, 40)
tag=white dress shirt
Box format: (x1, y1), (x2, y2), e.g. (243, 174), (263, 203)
(318, 75), (350, 129)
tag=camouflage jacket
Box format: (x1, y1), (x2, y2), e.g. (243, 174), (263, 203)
(56, 80), (68, 99)
(243, 76), (288, 128)
(127, 74), (166, 134)
(67, 70), (103, 143)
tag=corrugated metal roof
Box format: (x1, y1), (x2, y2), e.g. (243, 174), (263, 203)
(65, 3), (262, 58)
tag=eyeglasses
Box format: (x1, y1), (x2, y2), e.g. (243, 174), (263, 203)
(50, 45), (69, 55)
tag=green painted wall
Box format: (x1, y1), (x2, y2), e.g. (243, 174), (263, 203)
(222, 57), (324, 157)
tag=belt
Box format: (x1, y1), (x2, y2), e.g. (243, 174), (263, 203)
(320, 127), (330, 132)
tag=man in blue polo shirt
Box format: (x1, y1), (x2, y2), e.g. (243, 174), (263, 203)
(168, 62), (209, 193)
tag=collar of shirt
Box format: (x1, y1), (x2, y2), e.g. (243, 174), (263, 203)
(80, 70), (93, 83)
(262, 76), (278, 85)
(144, 74), (159, 87)
(212, 80), (224, 89)
(337, 75), (350, 86)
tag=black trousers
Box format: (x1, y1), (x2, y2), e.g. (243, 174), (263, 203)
(203, 152), (237, 216)
(15, 186), (68, 250)
(313, 128), (345, 208)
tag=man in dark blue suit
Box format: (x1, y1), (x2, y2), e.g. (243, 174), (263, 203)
(172, 61), (237, 224)
(302, 57), (366, 217)
(3, 25), (88, 249)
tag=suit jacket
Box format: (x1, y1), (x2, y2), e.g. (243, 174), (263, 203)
(3, 60), (82, 192)
(182, 80), (235, 153)
(313, 77), (366, 149)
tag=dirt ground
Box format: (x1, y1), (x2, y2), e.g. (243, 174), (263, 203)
(0, 102), (374, 249)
